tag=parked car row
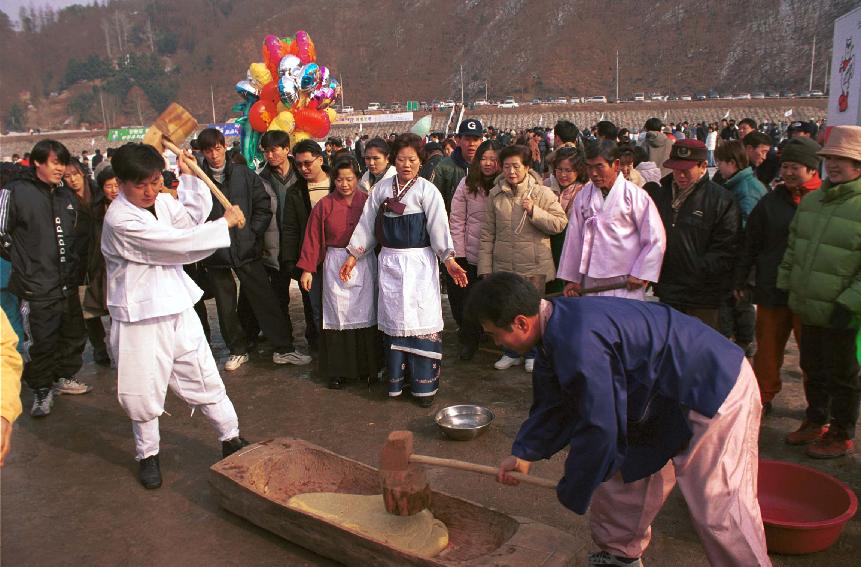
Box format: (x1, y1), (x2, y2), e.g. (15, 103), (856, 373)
(357, 89), (828, 113)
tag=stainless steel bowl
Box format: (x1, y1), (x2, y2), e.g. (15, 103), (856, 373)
(434, 404), (495, 441)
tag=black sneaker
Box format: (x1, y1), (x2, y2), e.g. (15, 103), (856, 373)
(416, 395), (435, 408)
(139, 455), (162, 489)
(30, 387), (54, 417)
(328, 377), (343, 390)
(222, 437), (250, 458)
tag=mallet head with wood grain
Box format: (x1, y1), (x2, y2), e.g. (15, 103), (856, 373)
(379, 430), (557, 516)
(142, 102), (244, 228)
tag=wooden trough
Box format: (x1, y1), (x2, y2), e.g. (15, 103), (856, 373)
(209, 438), (580, 566)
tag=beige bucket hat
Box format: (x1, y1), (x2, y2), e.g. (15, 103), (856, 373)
(818, 125), (861, 162)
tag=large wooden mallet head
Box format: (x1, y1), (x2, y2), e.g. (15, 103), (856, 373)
(142, 102), (199, 153)
(379, 431), (432, 516)
(140, 103), (242, 226)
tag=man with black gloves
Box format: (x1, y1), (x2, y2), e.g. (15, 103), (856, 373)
(197, 128), (310, 371)
(650, 139), (741, 329)
(0, 139), (92, 417)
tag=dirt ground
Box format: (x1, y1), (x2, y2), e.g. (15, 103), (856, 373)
(1, 288), (858, 567)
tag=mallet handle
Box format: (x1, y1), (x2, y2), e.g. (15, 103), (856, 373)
(410, 454), (557, 489)
(160, 139), (245, 227)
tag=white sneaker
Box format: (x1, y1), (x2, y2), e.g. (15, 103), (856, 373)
(273, 350), (312, 366)
(494, 355), (522, 370)
(524, 358), (535, 373)
(224, 353), (249, 371)
(53, 377), (93, 395)
(588, 551), (643, 566)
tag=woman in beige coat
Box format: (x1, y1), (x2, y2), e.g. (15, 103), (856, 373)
(478, 144), (568, 372)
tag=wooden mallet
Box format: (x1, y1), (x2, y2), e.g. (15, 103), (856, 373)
(379, 430), (557, 516)
(142, 102), (244, 228)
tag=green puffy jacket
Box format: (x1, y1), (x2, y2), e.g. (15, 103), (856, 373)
(777, 175), (861, 328)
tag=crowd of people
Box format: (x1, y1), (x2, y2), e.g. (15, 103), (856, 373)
(0, 111), (858, 566)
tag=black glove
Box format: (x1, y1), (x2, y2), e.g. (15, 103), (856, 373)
(829, 303), (854, 330)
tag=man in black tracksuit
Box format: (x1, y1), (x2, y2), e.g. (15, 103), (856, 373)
(0, 140), (92, 417)
(649, 140), (741, 330)
(196, 128), (310, 371)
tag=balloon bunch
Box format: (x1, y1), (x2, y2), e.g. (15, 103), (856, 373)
(233, 31), (341, 166)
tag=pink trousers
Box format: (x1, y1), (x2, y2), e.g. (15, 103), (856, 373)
(589, 359), (771, 566)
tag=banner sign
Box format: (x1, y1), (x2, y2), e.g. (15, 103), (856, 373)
(333, 112), (414, 125)
(828, 5), (861, 126)
(106, 127), (146, 142)
(207, 123), (242, 137)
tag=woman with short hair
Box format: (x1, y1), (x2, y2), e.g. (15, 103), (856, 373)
(342, 134), (467, 406)
(478, 144), (568, 372)
(298, 158), (378, 389)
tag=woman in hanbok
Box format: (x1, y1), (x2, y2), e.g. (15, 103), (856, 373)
(298, 158), (379, 390)
(341, 134), (467, 407)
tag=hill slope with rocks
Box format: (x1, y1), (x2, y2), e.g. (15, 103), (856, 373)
(0, 0), (852, 130)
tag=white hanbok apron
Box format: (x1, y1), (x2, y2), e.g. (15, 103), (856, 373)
(376, 246), (443, 337)
(322, 247), (377, 330)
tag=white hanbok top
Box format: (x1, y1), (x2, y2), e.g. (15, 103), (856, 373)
(557, 173), (666, 285)
(101, 175), (230, 323)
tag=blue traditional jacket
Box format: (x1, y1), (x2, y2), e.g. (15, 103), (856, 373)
(513, 297), (743, 514)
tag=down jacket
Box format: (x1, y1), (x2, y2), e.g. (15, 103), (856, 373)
(449, 177), (488, 265)
(478, 170), (568, 279)
(777, 175), (861, 328)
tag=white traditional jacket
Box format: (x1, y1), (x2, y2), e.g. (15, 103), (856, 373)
(101, 175), (230, 323)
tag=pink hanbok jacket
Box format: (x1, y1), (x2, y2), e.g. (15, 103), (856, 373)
(557, 173), (666, 284)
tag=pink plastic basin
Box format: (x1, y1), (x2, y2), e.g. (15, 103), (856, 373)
(758, 459), (858, 554)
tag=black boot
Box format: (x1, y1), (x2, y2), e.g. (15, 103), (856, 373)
(222, 436), (250, 458)
(93, 349), (111, 367)
(138, 455), (162, 489)
(458, 343), (478, 361)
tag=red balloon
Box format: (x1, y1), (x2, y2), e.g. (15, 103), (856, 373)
(260, 81), (280, 108)
(249, 100), (274, 133)
(292, 108), (330, 138)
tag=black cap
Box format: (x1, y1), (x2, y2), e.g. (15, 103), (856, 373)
(457, 118), (485, 137)
(788, 121), (816, 135)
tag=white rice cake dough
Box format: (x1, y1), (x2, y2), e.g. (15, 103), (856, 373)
(287, 492), (449, 558)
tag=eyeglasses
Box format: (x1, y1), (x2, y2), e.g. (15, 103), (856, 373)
(554, 168), (575, 175)
(296, 158), (320, 169)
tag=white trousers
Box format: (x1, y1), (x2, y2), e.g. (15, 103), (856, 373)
(111, 308), (240, 460)
(589, 359), (771, 566)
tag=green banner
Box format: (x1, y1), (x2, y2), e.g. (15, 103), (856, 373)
(106, 127), (146, 142)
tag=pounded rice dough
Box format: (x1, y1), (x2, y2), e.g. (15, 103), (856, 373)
(287, 492), (449, 558)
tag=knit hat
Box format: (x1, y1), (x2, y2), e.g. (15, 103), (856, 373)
(780, 137), (821, 170)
